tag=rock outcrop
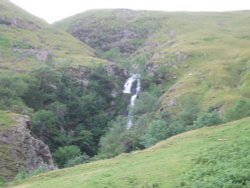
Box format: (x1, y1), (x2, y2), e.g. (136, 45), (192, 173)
(104, 63), (129, 78)
(0, 114), (56, 180)
(68, 63), (128, 87)
(55, 9), (165, 58)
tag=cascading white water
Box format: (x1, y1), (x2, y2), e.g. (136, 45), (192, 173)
(123, 74), (141, 129)
(130, 94), (137, 107)
(136, 77), (141, 95)
(123, 74), (137, 94)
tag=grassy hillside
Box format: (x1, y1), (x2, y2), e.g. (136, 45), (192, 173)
(0, 111), (14, 130)
(151, 11), (250, 115)
(7, 117), (250, 188)
(54, 10), (250, 159)
(54, 9), (167, 58)
(0, 1), (129, 179)
(0, 0), (107, 74)
(2, 4), (250, 187)
(55, 10), (250, 116)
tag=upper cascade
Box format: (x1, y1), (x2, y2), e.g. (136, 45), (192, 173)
(123, 74), (138, 94)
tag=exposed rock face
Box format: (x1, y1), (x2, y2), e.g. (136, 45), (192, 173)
(55, 9), (166, 58)
(104, 63), (129, 78)
(72, 27), (141, 55)
(67, 65), (91, 86)
(0, 114), (56, 180)
(68, 63), (128, 87)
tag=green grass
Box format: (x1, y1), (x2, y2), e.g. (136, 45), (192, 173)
(0, 112), (22, 180)
(0, 111), (14, 130)
(7, 117), (250, 188)
(180, 126), (250, 187)
(2, 6), (250, 187)
(55, 10), (250, 115)
(0, 0), (47, 27)
(0, 0), (107, 74)
(54, 9), (169, 58)
(148, 12), (250, 114)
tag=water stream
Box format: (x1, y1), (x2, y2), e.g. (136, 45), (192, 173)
(123, 74), (141, 129)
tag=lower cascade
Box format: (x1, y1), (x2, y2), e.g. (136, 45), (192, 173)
(123, 74), (141, 129)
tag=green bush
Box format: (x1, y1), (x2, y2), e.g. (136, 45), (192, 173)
(27, 166), (48, 177)
(132, 92), (160, 115)
(0, 74), (28, 112)
(193, 111), (222, 128)
(18, 65), (126, 161)
(178, 95), (200, 126)
(225, 99), (250, 122)
(140, 119), (167, 148)
(14, 166), (48, 183)
(64, 153), (90, 168)
(0, 176), (5, 187)
(166, 120), (187, 137)
(98, 117), (127, 158)
(180, 138), (250, 187)
(53, 145), (81, 168)
(14, 166), (27, 181)
(102, 47), (121, 61)
(31, 110), (58, 149)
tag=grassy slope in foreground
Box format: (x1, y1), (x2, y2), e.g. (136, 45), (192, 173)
(8, 118), (250, 188)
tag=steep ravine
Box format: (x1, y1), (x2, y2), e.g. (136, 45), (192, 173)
(0, 114), (56, 180)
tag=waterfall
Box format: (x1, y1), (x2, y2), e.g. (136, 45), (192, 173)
(130, 94), (137, 107)
(136, 77), (141, 95)
(123, 74), (137, 94)
(123, 74), (141, 129)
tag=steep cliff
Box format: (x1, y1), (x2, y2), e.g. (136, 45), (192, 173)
(0, 113), (56, 180)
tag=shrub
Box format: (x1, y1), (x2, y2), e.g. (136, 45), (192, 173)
(178, 95), (200, 126)
(27, 166), (48, 177)
(0, 74), (28, 112)
(140, 119), (167, 148)
(98, 117), (127, 158)
(14, 166), (27, 181)
(64, 153), (90, 168)
(224, 99), (250, 122)
(166, 120), (187, 137)
(53, 145), (81, 168)
(31, 110), (58, 148)
(132, 92), (160, 115)
(14, 166), (48, 183)
(102, 47), (121, 61)
(193, 111), (222, 128)
(0, 176), (5, 187)
(180, 139), (250, 187)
